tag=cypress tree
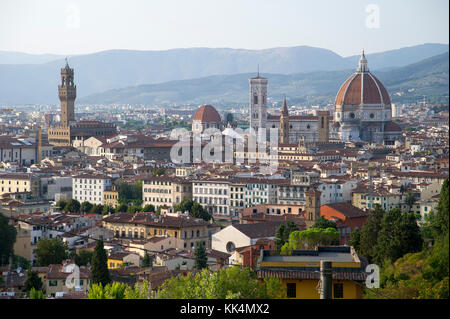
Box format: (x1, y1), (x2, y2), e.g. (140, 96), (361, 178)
(91, 240), (110, 286)
(194, 242), (208, 269)
(142, 252), (153, 268)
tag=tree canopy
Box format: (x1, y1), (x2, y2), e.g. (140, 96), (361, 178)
(373, 208), (423, 265)
(194, 242), (208, 269)
(280, 228), (339, 254)
(34, 238), (68, 266)
(23, 268), (43, 293)
(118, 181), (143, 206)
(0, 214), (17, 266)
(91, 240), (111, 286)
(275, 222), (299, 252)
(173, 199), (211, 221)
(157, 267), (284, 299)
(312, 216), (338, 230)
(364, 179), (449, 299)
(64, 199), (81, 213)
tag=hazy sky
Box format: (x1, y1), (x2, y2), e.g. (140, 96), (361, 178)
(0, 0), (448, 57)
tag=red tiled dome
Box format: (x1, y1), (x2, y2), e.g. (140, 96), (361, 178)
(335, 52), (391, 106)
(193, 105), (221, 123)
(335, 73), (391, 106)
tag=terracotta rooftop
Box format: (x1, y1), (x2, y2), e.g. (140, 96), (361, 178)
(193, 104), (221, 123)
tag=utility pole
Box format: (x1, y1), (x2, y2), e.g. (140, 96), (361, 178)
(320, 260), (332, 299)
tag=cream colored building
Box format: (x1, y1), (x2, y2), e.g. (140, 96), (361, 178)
(102, 211), (220, 250)
(0, 173), (41, 198)
(142, 176), (192, 209)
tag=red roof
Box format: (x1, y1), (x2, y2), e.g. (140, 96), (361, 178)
(384, 121), (402, 132)
(193, 105), (221, 123)
(335, 73), (391, 105)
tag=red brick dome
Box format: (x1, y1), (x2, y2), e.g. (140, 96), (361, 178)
(193, 104), (221, 123)
(335, 52), (391, 106)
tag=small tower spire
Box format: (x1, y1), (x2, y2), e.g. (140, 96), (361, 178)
(257, 64), (260, 77)
(280, 96), (289, 144)
(281, 96), (288, 116)
(356, 49), (369, 73)
(65, 57), (69, 68)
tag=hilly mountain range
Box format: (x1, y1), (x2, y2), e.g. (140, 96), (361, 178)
(0, 43), (448, 105)
(78, 52), (449, 107)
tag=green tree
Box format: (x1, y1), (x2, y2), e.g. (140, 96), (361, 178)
(275, 221), (299, 251)
(312, 216), (338, 230)
(23, 268), (43, 292)
(359, 204), (384, 263)
(80, 201), (93, 213)
(29, 287), (45, 299)
(430, 179), (449, 239)
(194, 242), (208, 269)
(142, 204), (155, 213)
(348, 228), (361, 252)
(156, 267), (283, 299)
(102, 205), (115, 215)
(12, 255), (30, 270)
(64, 199), (81, 213)
(404, 192), (417, 213)
(118, 181), (143, 206)
(56, 200), (67, 211)
(91, 240), (110, 286)
(74, 250), (93, 267)
(280, 228), (339, 254)
(116, 203), (128, 213)
(127, 205), (142, 214)
(152, 168), (165, 176)
(0, 214), (17, 266)
(374, 208), (423, 265)
(35, 238), (68, 266)
(88, 280), (154, 299)
(90, 204), (104, 215)
(174, 199), (211, 221)
(142, 252), (153, 268)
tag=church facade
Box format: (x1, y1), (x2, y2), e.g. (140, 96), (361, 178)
(248, 74), (329, 144)
(249, 51), (402, 146)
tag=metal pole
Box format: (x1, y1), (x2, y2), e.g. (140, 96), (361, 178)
(320, 260), (332, 299)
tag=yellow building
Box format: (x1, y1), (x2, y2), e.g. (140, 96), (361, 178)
(0, 173), (41, 198)
(107, 251), (140, 269)
(103, 186), (119, 208)
(257, 246), (367, 299)
(142, 176), (192, 210)
(107, 254), (125, 269)
(103, 211), (220, 250)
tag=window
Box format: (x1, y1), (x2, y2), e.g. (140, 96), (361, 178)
(49, 280), (58, 287)
(226, 241), (235, 253)
(333, 283), (344, 299)
(287, 283), (296, 298)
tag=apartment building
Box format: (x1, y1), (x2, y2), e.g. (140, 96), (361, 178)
(192, 179), (230, 216)
(0, 173), (41, 198)
(102, 211), (220, 249)
(142, 176), (192, 210)
(72, 173), (113, 205)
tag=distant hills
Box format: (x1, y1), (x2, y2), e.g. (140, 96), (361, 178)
(0, 43), (448, 105)
(78, 52), (449, 107)
(0, 51), (64, 65)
